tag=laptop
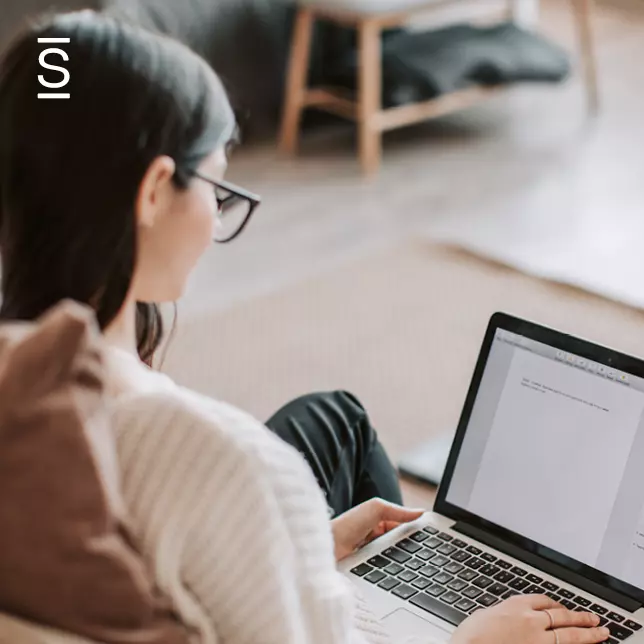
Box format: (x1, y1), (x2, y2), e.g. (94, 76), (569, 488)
(340, 312), (644, 644)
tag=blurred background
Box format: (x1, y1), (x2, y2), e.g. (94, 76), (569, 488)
(4, 0), (644, 505)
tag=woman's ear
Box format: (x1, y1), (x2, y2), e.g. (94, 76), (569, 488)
(135, 156), (176, 228)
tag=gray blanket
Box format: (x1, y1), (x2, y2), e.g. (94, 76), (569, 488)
(328, 22), (571, 107)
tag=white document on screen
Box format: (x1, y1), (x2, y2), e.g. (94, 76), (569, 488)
(466, 348), (644, 569)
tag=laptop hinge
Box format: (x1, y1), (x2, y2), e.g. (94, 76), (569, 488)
(453, 521), (641, 613)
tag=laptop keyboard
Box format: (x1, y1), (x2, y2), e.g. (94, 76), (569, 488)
(350, 525), (642, 642)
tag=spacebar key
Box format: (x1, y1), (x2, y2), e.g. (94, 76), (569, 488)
(409, 592), (468, 626)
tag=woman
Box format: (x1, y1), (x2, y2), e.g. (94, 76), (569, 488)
(0, 11), (610, 644)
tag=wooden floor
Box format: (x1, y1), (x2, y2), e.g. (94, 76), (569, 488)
(178, 0), (644, 508)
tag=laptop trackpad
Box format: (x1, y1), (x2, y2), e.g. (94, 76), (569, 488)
(382, 608), (450, 642)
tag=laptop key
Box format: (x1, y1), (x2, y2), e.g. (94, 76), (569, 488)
(445, 563), (464, 575)
(463, 586), (484, 599)
(412, 577), (432, 590)
(542, 581), (559, 592)
(607, 622), (633, 640)
(458, 569), (478, 582)
(473, 575), (493, 589)
(496, 560), (512, 570)
(419, 565), (439, 578)
(495, 571), (514, 584)
(438, 544), (457, 556)
(409, 592), (469, 626)
(575, 597), (592, 608)
(590, 604), (607, 616)
(384, 563), (404, 576)
(441, 591), (461, 605)
(406, 559), (425, 571)
(481, 553), (497, 563)
(560, 599), (576, 610)
(438, 533), (454, 542)
(423, 525), (439, 535)
(488, 583), (508, 597)
(624, 620), (641, 631)
(477, 593), (498, 607)
(455, 598), (477, 612)
(431, 555), (450, 568)
(525, 584), (543, 595)
(466, 545), (482, 555)
(526, 574), (543, 584)
(453, 539), (468, 549)
(367, 555), (390, 568)
(365, 570), (386, 584)
(383, 547), (411, 564)
(448, 579), (468, 592)
(509, 578), (529, 591)
(428, 584), (447, 598)
(417, 549), (435, 561)
(433, 572), (454, 585)
(392, 584), (418, 601)
(351, 563), (373, 577)
(466, 557), (484, 570)
(397, 539), (422, 554)
(379, 576), (401, 591)
(399, 570), (419, 583)
(480, 564), (500, 577)
(607, 612), (624, 624)
(410, 531), (429, 543)
(452, 550), (471, 563)
(559, 589), (575, 599)
(426, 537), (443, 550)
(510, 566), (527, 577)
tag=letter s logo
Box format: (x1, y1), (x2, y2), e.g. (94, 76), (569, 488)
(38, 48), (70, 89)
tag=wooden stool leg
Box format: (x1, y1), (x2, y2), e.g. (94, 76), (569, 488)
(573, 0), (599, 113)
(279, 9), (315, 155)
(358, 19), (383, 176)
(506, 0), (517, 22)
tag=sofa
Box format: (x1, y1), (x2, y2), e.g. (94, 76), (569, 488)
(1, 0), (293, 139)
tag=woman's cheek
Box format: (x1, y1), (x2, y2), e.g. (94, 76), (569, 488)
(199, 204), (215, 251)
(187, 192), (215, 250)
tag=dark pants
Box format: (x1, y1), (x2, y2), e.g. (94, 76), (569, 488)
(265, 390), (403, 517)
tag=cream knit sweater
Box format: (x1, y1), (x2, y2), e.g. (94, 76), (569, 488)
(106, 347), (421, 644)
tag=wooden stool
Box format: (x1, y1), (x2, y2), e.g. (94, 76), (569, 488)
(279, 0), (599, 176)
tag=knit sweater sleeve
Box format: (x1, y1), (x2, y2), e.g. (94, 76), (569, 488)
(111, 390), (397, 644)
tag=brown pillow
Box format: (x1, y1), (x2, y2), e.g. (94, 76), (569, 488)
(0, 300), (192, 644)
(0, 611), (98, 644)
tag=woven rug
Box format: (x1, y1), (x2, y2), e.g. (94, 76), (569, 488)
(163, 242), (644, 469)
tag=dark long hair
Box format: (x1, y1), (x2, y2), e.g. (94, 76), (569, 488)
(0, 11), (235, 362)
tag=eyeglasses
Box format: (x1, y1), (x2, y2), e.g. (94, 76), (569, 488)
(192, 172), (261, 243)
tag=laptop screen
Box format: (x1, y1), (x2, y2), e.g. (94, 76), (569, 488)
(445, 326), (644, 594)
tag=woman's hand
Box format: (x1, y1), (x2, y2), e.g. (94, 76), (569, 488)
(451, 595), (610, 644)
(331, 498), (425, 561)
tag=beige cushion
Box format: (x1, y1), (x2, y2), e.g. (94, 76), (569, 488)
(296, 0), (434, 12)
(295, 0), (538, 27)
(0, 301), (190, 644)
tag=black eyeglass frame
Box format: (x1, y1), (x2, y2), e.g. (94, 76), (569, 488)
(192, 172), (261, 244)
